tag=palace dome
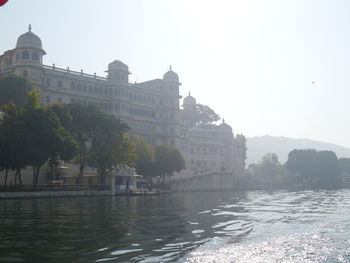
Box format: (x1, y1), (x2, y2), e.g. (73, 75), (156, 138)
(163, 66), (179, 82)
(219, 120), (233, 134)
(16, 25), (44, 51)
(183, 93), (196, 106)
(108, 60), (129, 71)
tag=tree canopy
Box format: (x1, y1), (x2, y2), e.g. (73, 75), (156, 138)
(182, 103), (220, 126)
(247, 153), (286, 189)
(154, 145), (185, 179)
(285, 149), (340, 188)
(196, 103), (221, 125)
(87, 112), (129, 184)
(126, 134), (155, 177)
(0, 75), (33, 107)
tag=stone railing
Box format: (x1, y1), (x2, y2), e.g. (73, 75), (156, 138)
(43, 64), (107, 81)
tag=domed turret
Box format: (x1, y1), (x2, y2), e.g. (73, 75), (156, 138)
(108, 60), (129, 72)
(219, 119), (233, 135)
(183, 92), (196, 111)
(163, 66), (179, 83)
(106, 60), (130, 83)
(16, 25), (46, 54)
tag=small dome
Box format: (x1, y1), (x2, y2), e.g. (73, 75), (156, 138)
(108, 60), (129, 72)
(183, 92), (196, 106)
(16, 25), (44, 51)
(163, 66), (179, 82)
(219, 119), (233, 134)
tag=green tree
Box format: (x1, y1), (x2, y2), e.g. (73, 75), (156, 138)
(69, 104), (101, 184)
(285, 149), (318, 186)
(22, 107), (77, 184)
(26, 90), (41, 110)
(0, 103), (27, 185)
(126, 134), (155, 187)
(285, 149), (340, 188)
(87, 114), (129, 185)
(126, 134), (155, 175)
(0, 75), (33, 107)
(48, 104), (73, 131)
(182, 103), (221, 126)
(46, 104), (77, 181)
(196, 103), (220, 125)
(315, 151), (339, 188)
(47, 128), (78, 182)
(247, 153), (286, 189)
(338, 158), (350, 174)
(154, 145), (185, 187)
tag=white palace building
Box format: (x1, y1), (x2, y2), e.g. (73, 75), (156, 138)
(0, 26), (246, 179)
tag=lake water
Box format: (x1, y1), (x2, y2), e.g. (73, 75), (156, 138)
(1, 190), (350, 263)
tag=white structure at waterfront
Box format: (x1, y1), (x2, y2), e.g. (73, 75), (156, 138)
(0, 26), (246, 179)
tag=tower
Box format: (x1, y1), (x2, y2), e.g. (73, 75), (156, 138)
(1, 25), (47, 87)
(183, 92), (196, 111)
(106, 60), (130, 84)
(162, 66), (181, 146)
(15, 25), (46, 77)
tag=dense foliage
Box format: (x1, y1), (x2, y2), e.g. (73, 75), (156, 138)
(247, 149), (345, 190)
(247, 153), (286, 189)
(286, 149), (340, 188)
(182, 103), (220, 126)
(0, 92), (78, 185)
(0, 77), (186, 187)
(0, 75), (33, 107)
(126, 135), (185, 188)
(196, 104), (221, 125)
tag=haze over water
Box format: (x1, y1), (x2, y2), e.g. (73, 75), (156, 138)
(1, 190), (350, 262)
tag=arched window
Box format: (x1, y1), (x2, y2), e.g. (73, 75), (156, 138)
(32, 52), (39, 60)
(16, 53), (20, 61)
(22, 51), (29, 60)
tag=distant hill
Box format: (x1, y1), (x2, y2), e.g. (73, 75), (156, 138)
(246, 135), (350, 165)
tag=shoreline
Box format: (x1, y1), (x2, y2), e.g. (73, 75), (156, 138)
(0, 189), (164, 200)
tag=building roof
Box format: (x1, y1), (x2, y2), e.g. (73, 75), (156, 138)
(219, 119), (233, 134)
(108, 60), (129, 72)
(163, 66), (179, 82)
(183, 92), (196, 106)
(16, 25), (45, 53)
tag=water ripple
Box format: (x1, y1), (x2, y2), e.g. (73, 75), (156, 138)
(1, 190), (350, 262)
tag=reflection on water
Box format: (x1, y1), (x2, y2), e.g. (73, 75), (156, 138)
(0, 190), (350, 262)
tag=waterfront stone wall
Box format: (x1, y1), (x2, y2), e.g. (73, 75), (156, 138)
(171, 172), (240, 192)
(0, 190), (113, 199)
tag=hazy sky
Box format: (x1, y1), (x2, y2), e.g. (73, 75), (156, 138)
(1, 0), (350, 147)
